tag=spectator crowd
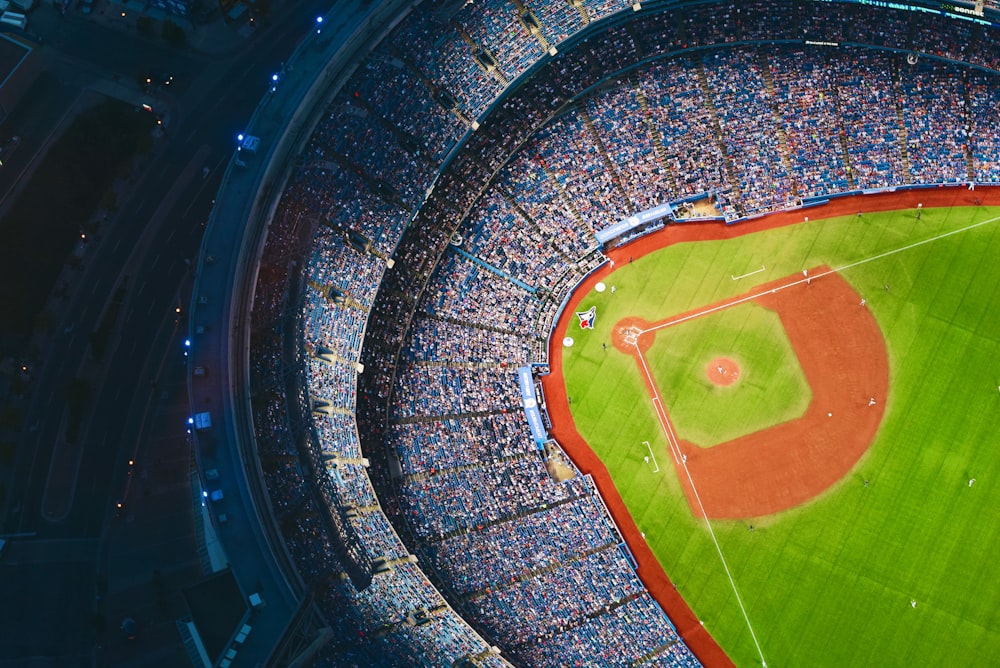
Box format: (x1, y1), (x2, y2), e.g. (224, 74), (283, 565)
(237, 0), (1000, 665)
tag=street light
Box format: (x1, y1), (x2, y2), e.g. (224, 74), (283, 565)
(315, 15), (323, 34)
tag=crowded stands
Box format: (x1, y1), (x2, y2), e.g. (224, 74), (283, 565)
(241, 0), (1000, 665)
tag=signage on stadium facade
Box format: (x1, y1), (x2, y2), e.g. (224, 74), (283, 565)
(518, 365), (548, 445)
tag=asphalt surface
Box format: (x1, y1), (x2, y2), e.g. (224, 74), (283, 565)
(0, 1), (334, 664)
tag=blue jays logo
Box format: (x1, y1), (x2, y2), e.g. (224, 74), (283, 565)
(576, 306), (596, 329)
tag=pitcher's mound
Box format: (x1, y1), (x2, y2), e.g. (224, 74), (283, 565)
(707, 357), (740, 386)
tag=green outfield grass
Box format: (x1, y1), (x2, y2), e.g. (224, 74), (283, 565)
(645, 302), (810, 446)
(563, 206), (1000, 667)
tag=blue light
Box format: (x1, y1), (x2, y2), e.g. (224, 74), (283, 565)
(315, 15), (323, 23)
(272, 73), (279, 82)
(237, 133), (244, 142)
(184, 339), (191, 347)
(187, 417), (194, 425)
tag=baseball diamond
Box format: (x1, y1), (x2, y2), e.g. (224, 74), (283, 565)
(547, 190), (1000, 667)
(228, 3), (1000, 666)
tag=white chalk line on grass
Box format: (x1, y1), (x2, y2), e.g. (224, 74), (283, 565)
(635, 348), (682, 465)
(632, 341), (769, 667)
(731, 264), (766, 281)
(640, 213), (1000, 336)
(643, 440), (661, 473)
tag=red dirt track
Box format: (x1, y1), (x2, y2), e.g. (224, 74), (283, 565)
(540, 187), (999, 667)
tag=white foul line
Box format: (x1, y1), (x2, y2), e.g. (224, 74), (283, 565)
(632, 338), (768, 667)
(642, 213), (1000, 336)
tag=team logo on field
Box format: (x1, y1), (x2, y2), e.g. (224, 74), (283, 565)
(576, 306), (596, 329)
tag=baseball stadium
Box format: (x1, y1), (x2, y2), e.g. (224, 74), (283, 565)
(197, 1), (1000, 665)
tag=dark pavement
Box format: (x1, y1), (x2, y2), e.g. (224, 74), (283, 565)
(0, 0), (337, 664)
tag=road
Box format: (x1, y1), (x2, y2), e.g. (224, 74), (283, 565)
(0, 1), (332, 664)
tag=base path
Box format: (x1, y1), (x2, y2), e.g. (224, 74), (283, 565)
(624, 268), (888, 519)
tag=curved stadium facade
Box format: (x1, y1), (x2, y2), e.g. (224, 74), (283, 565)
(236, 1), (1000, 665)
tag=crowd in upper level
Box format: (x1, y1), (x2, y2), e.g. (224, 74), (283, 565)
(239, 1), (1000, 665)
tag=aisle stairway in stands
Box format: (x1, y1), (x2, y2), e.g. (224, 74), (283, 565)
(388, 45), (476, 129)
(509, 590), (648, 650)
(578, 103), (633, 210)
(423, 488), (590, 544)
(633, 78), (681, 195)
(401, 450), (537, 486)
(497, 187), (575, 266)
(891, 64), (914, 183)
(695, 60), (744, 208)
(540, 161), (591, 231)
(757, 49), (798, 198)
(454, 20), (511, 87)
(961, 69), (977, 181)
(350, 95), (426, 159)
(420, 311), (545, 348)
(327, 150), (408, 208)
(460, 541), (619, 602)
(392, 406), (519, 427)
(827, 58), (857, 191)
(512, 0), (551, 53)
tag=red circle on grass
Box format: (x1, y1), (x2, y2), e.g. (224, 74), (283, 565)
(706, 357), (740, 386)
